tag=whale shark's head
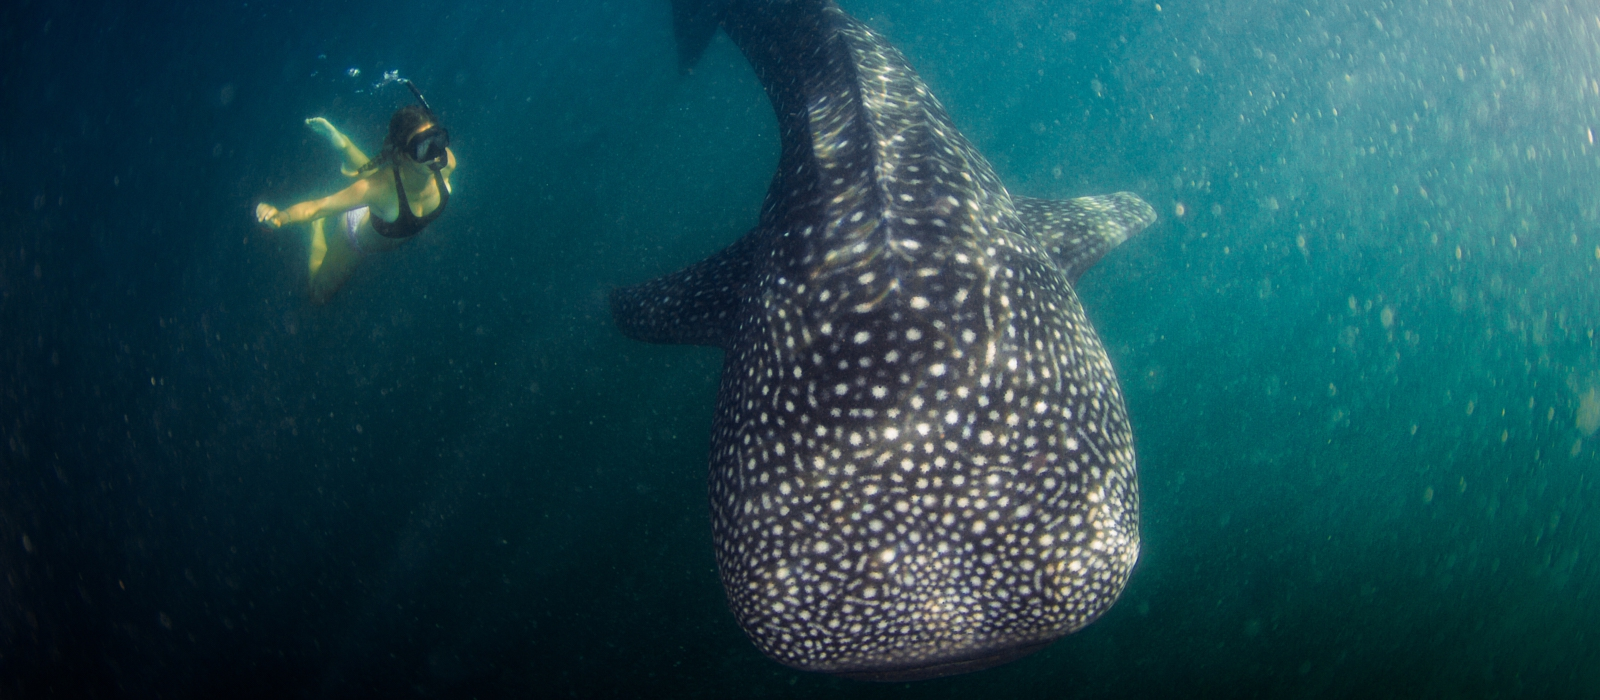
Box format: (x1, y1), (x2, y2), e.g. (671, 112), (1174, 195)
(700, 200), (1143, 679)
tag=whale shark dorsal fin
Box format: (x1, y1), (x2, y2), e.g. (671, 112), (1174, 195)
(1015, 192), (1157, 283)
(672, 0), (735, 73)
(610, 234), (755, 349)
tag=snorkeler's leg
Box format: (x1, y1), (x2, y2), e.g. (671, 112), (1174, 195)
(306, 117), (370, 176)
(309, 217), (329, 276)
(307, 215), (361, 304)
(309, 242), (358, 305)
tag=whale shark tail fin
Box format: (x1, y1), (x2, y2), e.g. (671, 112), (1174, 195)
(672, 0), (734, 73)
(1015, 192), (1157, 283)
(610, 233), (757, 349)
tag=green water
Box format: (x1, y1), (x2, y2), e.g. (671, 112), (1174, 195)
(2, 0), (1595, 696)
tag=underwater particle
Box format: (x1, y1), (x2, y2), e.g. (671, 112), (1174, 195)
(1575, 385), (1600, 436)
(21, 534), (32, 553)
(1174, 202), (1186, 217)
(1144, 364), (1167, 392)
(1380, 306), (1395, 329)
(347, 67), (361, 78)
(1423, 487), (1434, 503)
(1338, 324), (1359, 348)
(1572, 438), (1584, 457)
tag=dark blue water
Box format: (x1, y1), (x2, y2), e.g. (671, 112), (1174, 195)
(3, 0), (1596, 696)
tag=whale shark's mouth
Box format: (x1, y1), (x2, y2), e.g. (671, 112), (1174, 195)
(830, 640), (1054, 682)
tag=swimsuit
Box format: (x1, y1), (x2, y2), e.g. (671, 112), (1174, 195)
(343, 208), (369, 257)
(370, 164), (449, 239)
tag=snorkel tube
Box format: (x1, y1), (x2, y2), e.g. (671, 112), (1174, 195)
(398, 80), (447, 171)
(402, 79), (432, 112)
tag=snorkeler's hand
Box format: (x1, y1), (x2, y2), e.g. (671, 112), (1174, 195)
(256, 203), (287, 228)
(305, 117), (350, 150)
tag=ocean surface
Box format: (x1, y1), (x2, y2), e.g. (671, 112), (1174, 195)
(3, 0), (1597, 696)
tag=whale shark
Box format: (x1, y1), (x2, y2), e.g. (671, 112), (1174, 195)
(612, 0), (1156, 681)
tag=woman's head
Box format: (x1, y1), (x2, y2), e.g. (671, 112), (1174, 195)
(384, 105), (437, 152)
(388, 105), (450, 168)
(358, 104), (449, 175)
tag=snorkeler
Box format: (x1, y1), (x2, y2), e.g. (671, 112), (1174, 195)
(255, 82), (455, 303)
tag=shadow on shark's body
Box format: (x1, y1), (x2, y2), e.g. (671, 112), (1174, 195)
(612, 0), (1156, 681)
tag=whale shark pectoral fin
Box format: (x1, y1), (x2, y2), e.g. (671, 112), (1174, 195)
(610, 234), (755, 349)
(671, 0), (734, 73)
(1015, 192), (1157, 283)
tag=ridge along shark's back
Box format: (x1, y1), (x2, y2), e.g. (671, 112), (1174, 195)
(612, 0), (1157, 681)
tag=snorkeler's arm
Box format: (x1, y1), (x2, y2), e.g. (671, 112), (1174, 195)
(257, 179), (373, 228)
(440, 148), (458, 191)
